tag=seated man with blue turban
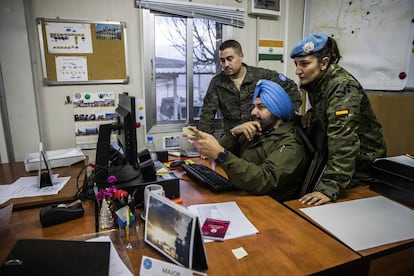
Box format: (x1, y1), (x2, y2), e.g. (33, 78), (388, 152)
(186, 80), (310, 201)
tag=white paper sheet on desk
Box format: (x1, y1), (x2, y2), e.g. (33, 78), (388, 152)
(188, 201), (259, 241)
(0, 184), (18, 205)
(300, 196), (414, 251)
(0, 174), (70, 200)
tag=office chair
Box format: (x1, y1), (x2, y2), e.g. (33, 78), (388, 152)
(296, 123), (328, 197)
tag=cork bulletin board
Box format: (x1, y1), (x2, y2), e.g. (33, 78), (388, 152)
(37, 18), (129, 85)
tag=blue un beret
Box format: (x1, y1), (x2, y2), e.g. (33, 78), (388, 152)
(290, 33), (328, 58)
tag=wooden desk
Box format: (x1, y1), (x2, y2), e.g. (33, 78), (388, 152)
(0, 161), (86, 210)
(0, 159), (366, 275)
(284, 186), (414, 274)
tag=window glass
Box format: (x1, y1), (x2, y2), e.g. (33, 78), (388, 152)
(151, 15), (222, 128)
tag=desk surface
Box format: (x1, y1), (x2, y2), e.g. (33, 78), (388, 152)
(0, 161), (86, 210)
(284, 185), (414, 274)
(0, 158), (365, 275)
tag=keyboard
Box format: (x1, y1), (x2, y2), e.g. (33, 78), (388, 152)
(181, 163), (235, 192)
(180, 149), (201, 157)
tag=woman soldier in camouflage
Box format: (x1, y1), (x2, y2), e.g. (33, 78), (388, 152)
(290, 33), (386, 205)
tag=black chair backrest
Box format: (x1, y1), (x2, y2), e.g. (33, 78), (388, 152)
(296, 123), (328, 197)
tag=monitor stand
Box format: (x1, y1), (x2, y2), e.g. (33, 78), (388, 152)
(93, 163), (142, 186)
(85, 162), (179, 208)
(106, 164), (142, 184)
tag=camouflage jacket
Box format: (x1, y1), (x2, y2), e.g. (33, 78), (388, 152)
(302, 64), (386, 201)
(198, 64), (302, 134)
(219, 121), (309, 202)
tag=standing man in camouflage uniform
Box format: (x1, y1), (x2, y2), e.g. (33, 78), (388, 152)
(290, 33), (386, 205)
(186, 80), (309, 202)
(198, 40), (302, 135)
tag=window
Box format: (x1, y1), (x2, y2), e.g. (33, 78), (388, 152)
(142, 10), (224, 133)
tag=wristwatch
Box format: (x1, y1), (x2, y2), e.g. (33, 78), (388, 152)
(215, 149), (229, 164)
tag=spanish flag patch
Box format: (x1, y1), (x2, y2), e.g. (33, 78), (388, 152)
(335, 109), (349, 117)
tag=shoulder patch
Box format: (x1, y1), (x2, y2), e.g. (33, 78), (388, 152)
(278, 73), (287, 82)
(335, 109), (349, 117)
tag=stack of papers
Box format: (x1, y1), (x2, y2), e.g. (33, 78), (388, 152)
(0, 175), (70, 205)
(188, 201), (259, 241)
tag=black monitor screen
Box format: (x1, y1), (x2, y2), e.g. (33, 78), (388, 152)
(116, 92), (138, 169)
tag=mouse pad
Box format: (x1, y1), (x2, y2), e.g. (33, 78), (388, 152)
(0, 239), (110, 276)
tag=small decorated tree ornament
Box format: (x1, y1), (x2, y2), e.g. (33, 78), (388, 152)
(99, 199), (114, 229)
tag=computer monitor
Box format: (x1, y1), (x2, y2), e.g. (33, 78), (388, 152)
(116, 92), (139, 169)
(94, 92), (141, 185)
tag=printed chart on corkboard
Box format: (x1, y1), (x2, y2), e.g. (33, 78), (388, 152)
(37, 18), (129, 85)
(73, 92), (116, 149)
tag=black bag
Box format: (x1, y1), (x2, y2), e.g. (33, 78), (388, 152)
(370, 156), (414, 208)
(295, 123), (328, 197)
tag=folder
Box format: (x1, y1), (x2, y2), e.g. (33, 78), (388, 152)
(0, 239), (110, 276)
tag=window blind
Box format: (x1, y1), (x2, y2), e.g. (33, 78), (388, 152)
(135, 0), (245, 28)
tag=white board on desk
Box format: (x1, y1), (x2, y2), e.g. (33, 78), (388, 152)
(300, 196), (414, 251)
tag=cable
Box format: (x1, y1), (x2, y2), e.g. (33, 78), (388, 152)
(75, 163), (98, 201)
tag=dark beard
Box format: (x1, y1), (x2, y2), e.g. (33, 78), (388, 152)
(252, 115), (279, 135)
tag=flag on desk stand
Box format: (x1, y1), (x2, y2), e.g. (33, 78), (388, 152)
(258, 40), (284, 61)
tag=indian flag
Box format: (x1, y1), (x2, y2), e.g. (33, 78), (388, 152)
(258, 40), (284, 61)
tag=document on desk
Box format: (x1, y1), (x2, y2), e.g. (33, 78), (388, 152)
(0, 185), (17, 205)
(0, 174), (70, 203)
(300, 196), (414, 251)
(188, 201), (259, 241)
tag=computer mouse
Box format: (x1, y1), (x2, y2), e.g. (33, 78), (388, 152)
(170, 159), (186, 168)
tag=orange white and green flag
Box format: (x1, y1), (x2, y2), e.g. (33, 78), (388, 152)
(258, 40), (284, 61)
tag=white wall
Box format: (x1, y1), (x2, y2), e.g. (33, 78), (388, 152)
(1, 0), (305, 162)
(0, 0), (40, 162)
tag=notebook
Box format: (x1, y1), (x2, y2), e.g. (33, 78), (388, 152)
(0, 239), (110, 276)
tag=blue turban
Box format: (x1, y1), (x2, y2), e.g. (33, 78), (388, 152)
(290, 33), (328, 58)
(252, 79), (294, 121)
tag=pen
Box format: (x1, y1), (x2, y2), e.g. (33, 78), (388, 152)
(126, 209), (130, 242)
(406, 153), (414, 159)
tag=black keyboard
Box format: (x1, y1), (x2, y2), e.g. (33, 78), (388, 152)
(180, 163), (235, 192)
